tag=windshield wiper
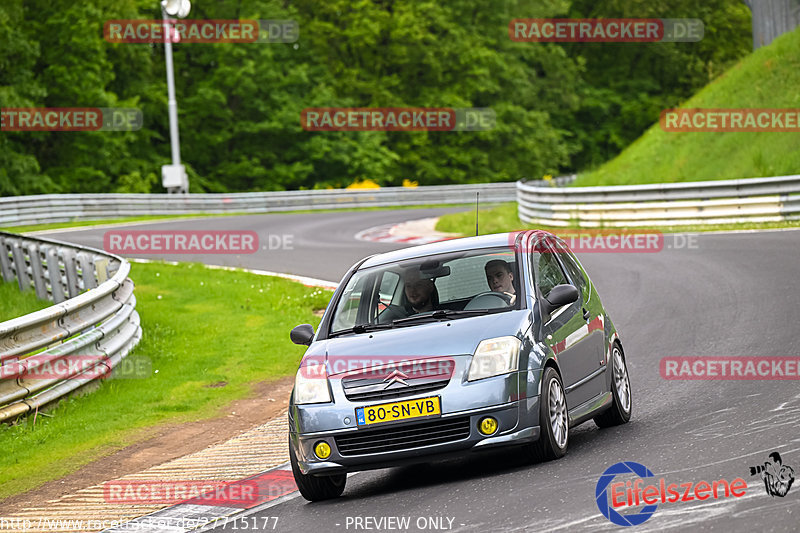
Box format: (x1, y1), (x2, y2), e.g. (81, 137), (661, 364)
(392, 308), (506, 326)
(329, 323), (394, 337)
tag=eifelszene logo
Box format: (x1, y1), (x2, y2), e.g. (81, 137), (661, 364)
(595, 461), (748, 526)
(749, 452), (795, 497)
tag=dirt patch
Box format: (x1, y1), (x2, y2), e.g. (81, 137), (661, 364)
(0, 375), (294, 514)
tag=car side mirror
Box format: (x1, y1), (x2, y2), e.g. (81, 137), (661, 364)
(543, 284), (579, 315)
(290, 324), (315, 346)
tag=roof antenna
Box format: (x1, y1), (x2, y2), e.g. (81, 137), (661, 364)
(475, 191), (480, 236)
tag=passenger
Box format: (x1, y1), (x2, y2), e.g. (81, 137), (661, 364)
(484, 259), (516, 305)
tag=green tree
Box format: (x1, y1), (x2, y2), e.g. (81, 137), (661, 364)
(0, 0), (49, 195)
(0, 0), (755, 196)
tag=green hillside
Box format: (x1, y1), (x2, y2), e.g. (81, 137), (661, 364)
(573, 27), (800, 187)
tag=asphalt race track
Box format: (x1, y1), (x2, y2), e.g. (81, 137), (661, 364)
(43, 211), (800, 532)
(40, 208), (466, 283)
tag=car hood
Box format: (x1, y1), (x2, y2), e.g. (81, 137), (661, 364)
(303, 310), (532, 376)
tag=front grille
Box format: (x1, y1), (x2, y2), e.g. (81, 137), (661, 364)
(335, 417), (471, 456)
(340, 358), (455, 402)
(343, 378), (450, 402)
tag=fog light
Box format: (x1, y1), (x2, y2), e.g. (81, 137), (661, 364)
(314, 441), (331, 460)
(478, 417), (498, 436)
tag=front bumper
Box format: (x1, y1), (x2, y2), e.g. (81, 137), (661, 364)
(290, 399), (540, 476)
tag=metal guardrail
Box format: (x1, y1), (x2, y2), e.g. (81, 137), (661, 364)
(0, 232), (141, 421)
(517, 174), (800, 227)
(0, 183), (518, 228)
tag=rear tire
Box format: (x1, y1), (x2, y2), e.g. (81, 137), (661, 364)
(525, 366), (568, 463)
(594, 343), (632, 428)
(289, 438), (346, 501)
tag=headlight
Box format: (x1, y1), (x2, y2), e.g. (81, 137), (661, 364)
(467, 336), (521, 381)
(293, 363), (332, 404)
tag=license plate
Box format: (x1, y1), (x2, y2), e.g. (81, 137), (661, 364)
(355, 396), (441, 427)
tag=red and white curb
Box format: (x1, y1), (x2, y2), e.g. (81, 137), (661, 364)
(355, 218), (459, 245)
(102, 464), (298, 532)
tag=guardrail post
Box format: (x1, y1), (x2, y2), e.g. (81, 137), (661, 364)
(94, 257), (110, 284)
(11, 241), (30, 292)
(0, 236), (14, 283)
(27, 243), (49, 300)
(44, 246), (66, 303)
(61, 249), (81, 298)
(77, 252), (97, 290)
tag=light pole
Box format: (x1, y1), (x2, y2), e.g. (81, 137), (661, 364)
(160, 0), (191, 194)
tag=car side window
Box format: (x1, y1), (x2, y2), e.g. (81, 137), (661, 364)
(555, 243), (587, 299)
(332, 274), (367, 331)
(534, 244), (568, 298)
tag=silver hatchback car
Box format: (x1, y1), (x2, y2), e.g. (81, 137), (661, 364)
(288, 231), (632, 501)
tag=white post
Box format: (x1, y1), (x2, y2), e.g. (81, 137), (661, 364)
(161, 1), (189, 194)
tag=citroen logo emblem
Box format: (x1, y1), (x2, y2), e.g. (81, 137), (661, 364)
(383, 369), (410, 388)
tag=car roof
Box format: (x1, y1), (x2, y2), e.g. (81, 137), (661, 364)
(358, 230), (553, 269)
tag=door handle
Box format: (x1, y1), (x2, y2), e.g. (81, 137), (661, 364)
(582, 307), (590, 320)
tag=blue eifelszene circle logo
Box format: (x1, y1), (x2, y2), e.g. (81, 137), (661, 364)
(596, 461), (658, 526)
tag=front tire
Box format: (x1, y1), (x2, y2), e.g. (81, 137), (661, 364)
(594, 343), (632, 428)
(525, 366), (568, 462)
(289, 438), (346, 502)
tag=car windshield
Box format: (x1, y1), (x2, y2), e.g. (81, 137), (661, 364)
(330, 247), (520, 334)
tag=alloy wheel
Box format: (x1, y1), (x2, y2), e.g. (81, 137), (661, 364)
(549, 378), (568, 448)
(613, 346), (631, 414)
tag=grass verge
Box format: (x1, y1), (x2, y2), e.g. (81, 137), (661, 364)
(573, 27), (800, 186)
(0, 261), (333, 500)
(436, 203), (800, 235)
(0, 282), (51, 323)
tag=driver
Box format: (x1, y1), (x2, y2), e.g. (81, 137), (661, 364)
(403, 268), (437, 313)
(376, 268), (438, 324)
(484, 260), (516, 305)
